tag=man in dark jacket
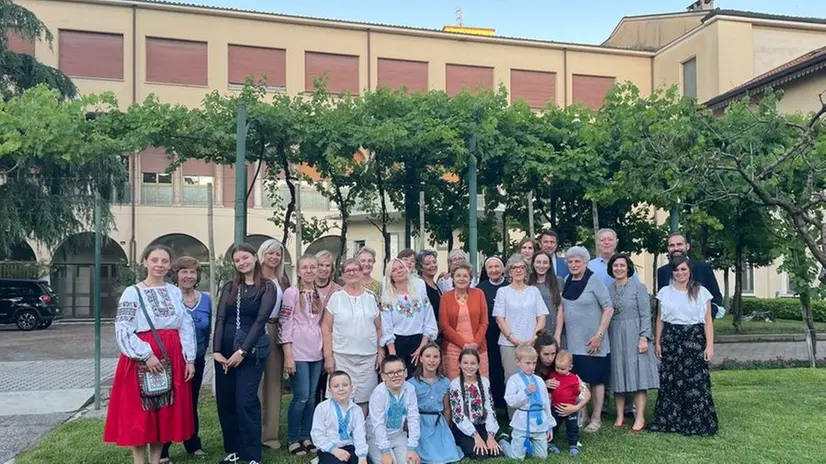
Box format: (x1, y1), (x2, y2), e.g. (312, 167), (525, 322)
(657, 232), (724, 318)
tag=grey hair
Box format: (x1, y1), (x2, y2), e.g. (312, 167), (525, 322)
(566, 246), (591, 263)
(257, 239), (286, 279)
(417, 249), (439, 274)
(356, 246), (376, 260)
(315, 250), (334, 262)
(597, 228), (617, 240)
(448, 249), (469, 262)
(504, 253), (529, 276)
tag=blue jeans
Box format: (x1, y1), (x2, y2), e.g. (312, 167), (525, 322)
(288, 360), (322, 442)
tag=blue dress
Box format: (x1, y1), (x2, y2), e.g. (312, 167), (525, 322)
(410, 376), (463, 464)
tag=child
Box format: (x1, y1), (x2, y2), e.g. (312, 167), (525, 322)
(449, 348), (502, 459)
(310, 371), (368, 464)
(410, 343), (463, 463)
(366, 355), (421, 464)
(549, 351), (581, 456)
(498, 345), (555, 460)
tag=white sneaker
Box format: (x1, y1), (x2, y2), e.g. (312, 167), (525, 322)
(219, 453), (239, 464)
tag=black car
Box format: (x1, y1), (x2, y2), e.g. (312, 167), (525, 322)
(0, 279), (63, 330)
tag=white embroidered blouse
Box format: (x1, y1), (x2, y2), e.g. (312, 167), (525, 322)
(448, 376), (499, 437)
(366, 382), (420, 453)
(311, 398), (368, 458)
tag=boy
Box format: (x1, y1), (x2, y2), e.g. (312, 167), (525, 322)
(366, 355), (421, 464)
(311, 371), (368, 464)
(499, 345), (555, 460)
(548, 350), (581, 456)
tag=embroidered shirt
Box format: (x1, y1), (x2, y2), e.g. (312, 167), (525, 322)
(449, 376), (499, 438)
(366, 382), (420, 452)
(310, 399), (368, 458)
(379, 279), (437, 346)
(503, 372), (555, 433)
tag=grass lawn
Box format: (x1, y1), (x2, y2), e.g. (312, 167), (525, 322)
(713, 314), (826, 336)
(16, 369), (826, 464)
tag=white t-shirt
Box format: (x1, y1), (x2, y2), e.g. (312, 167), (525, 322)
(492, 286), (547, 346)
(656, 285), (712, 325)
(327, 289), (380, 356)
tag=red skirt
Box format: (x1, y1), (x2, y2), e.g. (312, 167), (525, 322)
(104, 329), (194, 446)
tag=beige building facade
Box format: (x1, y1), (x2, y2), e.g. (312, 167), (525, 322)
(7, 0), (826, 316)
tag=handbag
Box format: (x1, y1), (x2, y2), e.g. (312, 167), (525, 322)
(134, 286), (175, 411)
(232, 284), (271, 360)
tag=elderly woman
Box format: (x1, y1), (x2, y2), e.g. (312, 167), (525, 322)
(258, 239), (288, 451)
(321, 258), (383, 414)
(437, 249), (470, 292)
(529, 251), (564, 344)
(357, 246), (382, 296)
(476, 256), (508, 408)
(607, 254), (658, 432)
(562, 246), (614, 433)
(440, 262), (489, 380)
(492, 254), (547, 416)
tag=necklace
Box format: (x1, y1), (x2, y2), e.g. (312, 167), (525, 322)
(455, 293), (468, 305)
(316, 279), (331, 289)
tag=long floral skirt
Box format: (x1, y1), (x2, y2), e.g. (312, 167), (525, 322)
(649, 322), (718, 436)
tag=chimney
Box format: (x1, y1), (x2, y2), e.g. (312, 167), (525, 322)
(686, 0), (714, 11)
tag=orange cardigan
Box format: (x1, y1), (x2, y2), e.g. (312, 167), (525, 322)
(438, 288), (489, 352)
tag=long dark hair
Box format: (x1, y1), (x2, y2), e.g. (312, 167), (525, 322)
(229, 242), (264, 297)
(413, 342), (445, 380)
(534, 332), (559, 378)
(529, 251), (561, 307)
(669, 255), (700, 301)
(458, 348), (487, 422)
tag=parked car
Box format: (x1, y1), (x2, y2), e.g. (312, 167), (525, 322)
(0, 279), (63, 330)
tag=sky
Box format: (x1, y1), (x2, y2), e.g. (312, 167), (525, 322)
(171, 0), (826, 45)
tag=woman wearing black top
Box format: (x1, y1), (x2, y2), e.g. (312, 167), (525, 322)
(213, 243), (277, 464)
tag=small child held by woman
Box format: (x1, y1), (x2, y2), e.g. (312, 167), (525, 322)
(310, 371), (368, 464)
(449, 348), (502, 459)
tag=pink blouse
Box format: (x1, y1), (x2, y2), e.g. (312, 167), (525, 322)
(278, 287), (324, 362)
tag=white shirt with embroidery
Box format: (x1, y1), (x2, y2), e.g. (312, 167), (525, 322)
(504, 372), (555, 433)
(366, 381), (420, 452)
(311, 398), (368, 458)
(449, 376), (499, 437)
(379, 279), (437, 346)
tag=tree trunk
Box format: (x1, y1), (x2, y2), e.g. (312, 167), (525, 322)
(652, 256), (658, 293)
(591, 200), (600, 250)
(800, 290), (817, 368)
(501, 211), (508, 255)
(378, 181), (390, 275)
(447, 233), (454, 254)
(336, 190), (348, 277)
(723, 269), (730, 304)
(281, 153), (295, 246)
(550, 194), (557, 228)
(732, 243), (744, 333)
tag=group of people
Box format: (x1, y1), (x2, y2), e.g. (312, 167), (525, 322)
(104, 228), (722, 464)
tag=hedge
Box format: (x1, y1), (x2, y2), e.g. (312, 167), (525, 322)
(742, 298), (826, 323)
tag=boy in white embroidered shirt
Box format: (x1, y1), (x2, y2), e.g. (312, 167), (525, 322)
(366, 355), (421, 464)
(311, 371), (368, 464)
(499, 345), (555, 460)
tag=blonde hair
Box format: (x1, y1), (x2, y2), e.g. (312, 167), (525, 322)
(296, 255), (321, 315)
(556, 350), (573, 366)
(357, 246), (376, 260)
(515, 345), (537, 361)
(257, 239), (286, 280)
(382, 258), (418, 305)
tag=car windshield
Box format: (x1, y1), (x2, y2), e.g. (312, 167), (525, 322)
(38, 282), (56, 295)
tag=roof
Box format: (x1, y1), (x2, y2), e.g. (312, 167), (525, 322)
(79, 0), (653, 55)
(601, 10), (707, 48)
(705, 46), (826, 109)
(702, 9), (826, 26)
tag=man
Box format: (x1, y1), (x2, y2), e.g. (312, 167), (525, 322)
(538, 229), (569, 279)
(656, 233), (724, 318)
(587, 228), (638, 287)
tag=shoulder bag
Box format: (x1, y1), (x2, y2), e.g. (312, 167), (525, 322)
(134, 285), (174, 411)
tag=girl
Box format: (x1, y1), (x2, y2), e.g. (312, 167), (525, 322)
(529, 251), (564, 344)
(280, 255), (325, 455)
(410, 343), (463, 464)
(448, 349), (501, 459)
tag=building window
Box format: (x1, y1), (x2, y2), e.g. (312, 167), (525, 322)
(264, 183), (329, 211)
(353, 240), (366, 254)
(682, 57), (697, 99)
(59, 30), (124, 80)
(228, 45), (286, 91)
(741, 265), (755, 294)
(182, 175), (214, 205)
(146, 37), (208, 86)
(141, 172), (173, 205)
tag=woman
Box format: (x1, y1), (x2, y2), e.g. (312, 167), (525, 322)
(475, 257), (507, 408)
(104, 245), (196, 464)
(561, 246), (614, 433)
(529, 251), (564, 344)
(160, 256), (211, 462)
(280, 255), (325, 455)
(380, 258), (438, 377)
(214, 243), (276, 464)
(321, 258), (383, 414)
(357, 246), (382, 296)
(440, 262), (489, 380)
(419, 250), (443, 331)
(650, 255), (718, 436)
(437, 249), (470, 292)
(314, 250), (342, 406)
(258, 239), (288, 450)
(518, 237), (536, 265)
(492, 254), (546, 416)
(607, 254), (658, 432)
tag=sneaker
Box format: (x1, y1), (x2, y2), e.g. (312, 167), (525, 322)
(569, 447), (581, 456)
(218, 453), (238, 464)
(249, 461), (260, 464)
(548, 444), (561, 455)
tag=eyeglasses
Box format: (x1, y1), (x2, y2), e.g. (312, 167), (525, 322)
(383, 369), (406, 378)
(343, 268), (361, 274)
(510, 265), (527, 271)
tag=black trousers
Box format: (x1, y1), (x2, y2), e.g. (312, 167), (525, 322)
(552, 410), (580, 448)
(160, 355), (205, 458)
(453, 423), (492, 460)
(318, 444), (359, 464)
(388, 333), (423, 379)
(215, 356), (266, 462)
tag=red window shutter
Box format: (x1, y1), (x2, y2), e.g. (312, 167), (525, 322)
(59, 30), (124, 80)
(7, 31), (35, 55)
(511, 69), (556, 108)
(446, 64), (494, 96)
(140, 147), (171, 173)
(146, 38), (208, 86)
(572, 74), (616, 110)
(304, 52), (360, 94)
(228, 45), (286, 87)
(182, 159), (213, 176)
(377, 58), (428, 93)
(222, 164), (255, 207)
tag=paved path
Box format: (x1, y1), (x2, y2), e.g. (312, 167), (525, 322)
(713, 340), (817, 364)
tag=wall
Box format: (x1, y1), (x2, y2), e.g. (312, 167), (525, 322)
(654, 21), (719, 101)
(776, 71), (826, 115)
(603, 13), (705, 50)
(752, 25), (826, 76)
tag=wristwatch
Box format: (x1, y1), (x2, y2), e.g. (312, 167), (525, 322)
(238, 348), (247, 357)
(596, 331), (605, 339)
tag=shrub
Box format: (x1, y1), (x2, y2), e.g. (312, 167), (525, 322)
(741, 298), (826, 323)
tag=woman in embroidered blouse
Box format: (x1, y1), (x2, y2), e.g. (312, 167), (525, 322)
(315, 250), (343, 407)
(281, 255), (325, 455)
(322, 258), (383, 414)
(449, 348), (501, 459)
(104, 245), (197, 464)
(160, 256), (211, 463)
(381, 258), (438, 378)
(440, 262), (489, 380)
(213, 243), (276, 464)
(357, 246), (382, 297)
(258, 239), (288, 451)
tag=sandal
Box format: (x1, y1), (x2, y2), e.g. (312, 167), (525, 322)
(159, 458), (172, 464)
(302, 440), (318, 453)
(288, 442), (307, 456)
(584, 421), (602, 433)
(630, 421), (646, 433)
